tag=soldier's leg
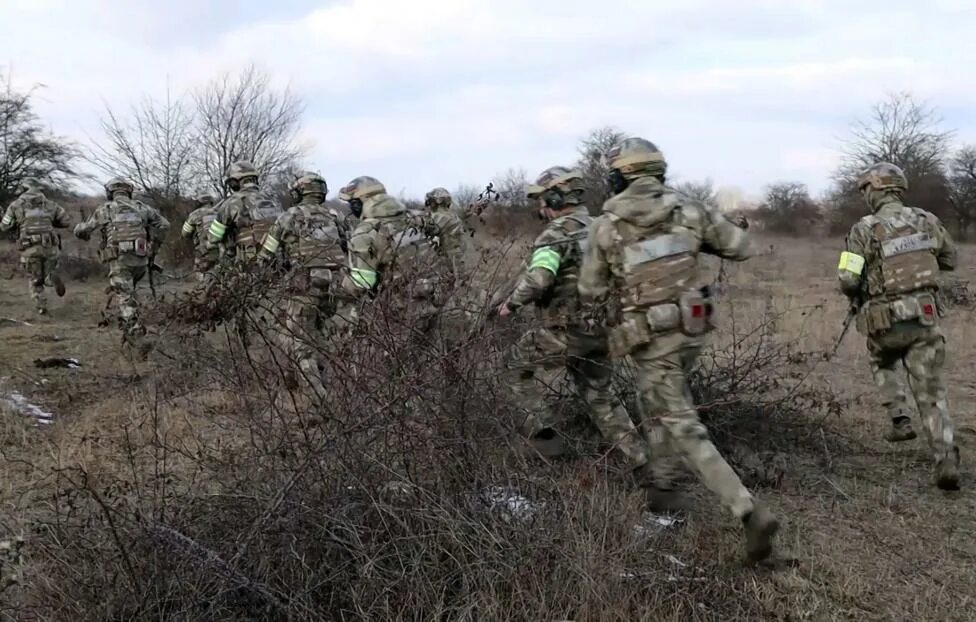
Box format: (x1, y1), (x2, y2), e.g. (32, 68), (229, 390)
(632, 346), (755, 518)
(109, 263), (141, 334)
(867, 337), (916, 442)
(283, 294), (326, 395)
(508, 328), (569, 455)
(23, 257), (47, 314)
(45, 253), (65, 297)
(568, 333), (648, 469)
(904, 330), (959, 488)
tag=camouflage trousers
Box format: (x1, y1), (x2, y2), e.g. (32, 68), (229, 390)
(630, 336), (755, 519)
(508, 326), (648, 468)
(279, 288), (357, 393)
(21, 252), (59, 312)
(108, 260), (147, 333)
(867, 321), (955, 462)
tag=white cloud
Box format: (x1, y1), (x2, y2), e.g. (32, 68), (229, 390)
(2, 0), (974, 198)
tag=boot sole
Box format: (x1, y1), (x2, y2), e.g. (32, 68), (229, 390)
(885, 432), (917, 443)
(746, 518), (779, 562)
(937, 473), (960, 491)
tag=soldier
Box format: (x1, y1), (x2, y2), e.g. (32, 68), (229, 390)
(424, 187), (469, 276)
(180, 193), (220, 282)
(74, 178), (169, 347)
(578, 138), (778, 562)
(261, 171), (351, 394)
(206, 161), (283, 264)
(494, 166), (649, 471)
(0, 178), (70, 315)
(837, 162), (959, 490)
(338, 176), (445, 314)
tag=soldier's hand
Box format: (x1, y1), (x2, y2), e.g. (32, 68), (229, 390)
(73, 224), (89, 240)
(496, 302), (512, 318)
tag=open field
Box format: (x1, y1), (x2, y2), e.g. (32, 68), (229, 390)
(2, 233), (976, 621)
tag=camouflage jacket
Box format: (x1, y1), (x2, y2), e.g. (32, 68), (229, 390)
(342, 193), (440, 298)
(207, 185), (283, 258)
(262, 199), (348, 276)
(838, 199), (956, 304)
(181, 204), (219, 258)
(428, 206), (469, 272)
(0, 190), (70, 258)
(75, 197), (170, 265)
(579, 177), (750, 356)
(506, 205), (592, 324)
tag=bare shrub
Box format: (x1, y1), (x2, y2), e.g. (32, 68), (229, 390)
(753, 182), (822, 236)
(4, 248), (845, 620)
(576, 126), (628, 209)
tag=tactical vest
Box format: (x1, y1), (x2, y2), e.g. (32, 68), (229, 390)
(293, 206), (345, 270)
(376, 214), (439, 299)
(21, 198), (55, 247)
(865, 213), (940, 297)
(607, 208), (709, 357)
(106, 201), (148, 259)
(198, 211), (218, 242)
(236, 191), (282, 253)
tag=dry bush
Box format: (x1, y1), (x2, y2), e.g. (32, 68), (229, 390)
(2, 247), (847, 620)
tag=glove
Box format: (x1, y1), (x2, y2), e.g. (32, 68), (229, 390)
(73, 224), (90, 240)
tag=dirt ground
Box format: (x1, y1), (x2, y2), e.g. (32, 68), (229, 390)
(2, 233), (976, 620)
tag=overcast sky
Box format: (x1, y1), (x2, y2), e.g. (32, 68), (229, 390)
(3, 0), (976, 203)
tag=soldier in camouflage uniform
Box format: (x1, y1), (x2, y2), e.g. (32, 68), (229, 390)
(837, 162), (959, 490)
(495, 166), (649, 469)
(0, 178), (70, 315)
(74, 178), (170, 345)
(261, 171), (352, 394)
(339, 176), (454, 317)
(578, 138), (777, 562)
(180, 193), (220, 283)
(206, 161), (283, 265)
(424, 187), (470, 276)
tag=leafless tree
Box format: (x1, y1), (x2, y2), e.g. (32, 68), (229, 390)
(575, 126), (628, 208)
(193, 64), (307, 196)
(491, 167), (530, 211)
(755, 181), (821, 236)
(0, 74), (78, 203)
(88, 85), (197, 199)
(948, 145), (976, 240)
(673, 178), (718, 208)
(836, 92), (953, 186)
(452, 183), (481, 209)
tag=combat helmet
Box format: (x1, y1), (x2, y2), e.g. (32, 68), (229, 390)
(291, 171), (328, 204)
(223, 160), (260, 190)
(534, 166), (585, 209)
(606, 138), (666, 180)
(425, 187), (452, 209)
(194, 193), (216, 207)
(16, 177), (41, 195)
(104, 177), (135, 200)
(526, 183), (545, 201)
(857, 162), (908, 193)
(338, 176), (386, 219)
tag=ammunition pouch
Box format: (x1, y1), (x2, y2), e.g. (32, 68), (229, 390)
(857, 292), (938, 335)
(608, 289), (714, 358)
(20, 233), (55, 249)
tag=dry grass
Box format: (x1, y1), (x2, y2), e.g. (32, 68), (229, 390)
(1, 232), (975, 621)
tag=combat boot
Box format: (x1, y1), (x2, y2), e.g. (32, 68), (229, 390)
(884, 416), (917, 443)
(742, 501), (778, 562)
(50, 273), (66, 297)
(936, 447), (961, 491)
(527, 428), (564, 459)
(645, 486), (692, 513)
